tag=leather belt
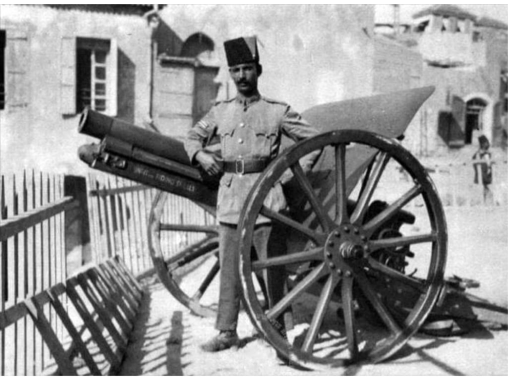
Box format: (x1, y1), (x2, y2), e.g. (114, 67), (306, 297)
(223, 158), (269, 174)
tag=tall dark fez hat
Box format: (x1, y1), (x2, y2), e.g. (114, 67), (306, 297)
(224, 36), (259, 67)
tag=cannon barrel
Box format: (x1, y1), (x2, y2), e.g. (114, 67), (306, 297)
(79, 107), (193, 166)
(78, 108), (218, 207)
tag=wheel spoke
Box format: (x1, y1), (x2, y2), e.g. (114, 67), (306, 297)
(341, 275), (358, 360)
(160, 223), (219, 234)
(191, 258), (220, 301)
(355, 270), (401, 335)
(302, 274), (338, 353)
(292, 162), (332, 232)
(351, 152), (390, 224)
(369, 232), (437, 252)
(252, 247), (323, 271)
(166, 237), (218, 272)
(363, 184), (422, 235)
(367, 258), (426, 293)
(335, 144), (349, 224)
(260, 206), (326, 244)
(266, 263), (328, 321)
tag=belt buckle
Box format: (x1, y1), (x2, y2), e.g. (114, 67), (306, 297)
(236, 159), (245, 175)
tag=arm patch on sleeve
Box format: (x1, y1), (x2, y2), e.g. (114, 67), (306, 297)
(197, 120), (210, 130)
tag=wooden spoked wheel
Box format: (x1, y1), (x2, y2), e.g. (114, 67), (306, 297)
(238, 130), (447, 370)
(148, 190), (219, 317)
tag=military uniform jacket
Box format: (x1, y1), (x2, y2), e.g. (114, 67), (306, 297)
(184, 92), (320, 224)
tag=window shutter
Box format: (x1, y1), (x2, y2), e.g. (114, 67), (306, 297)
(493, 101), (503, 129)
(451, 95), (466, 131)
(448, 95), (466, 146)
(6, 29), (29, 112)
(60, 36), (76, 115)
(106, 37), (118, 116)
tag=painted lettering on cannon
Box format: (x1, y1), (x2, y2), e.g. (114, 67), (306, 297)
(132, 165), (197, 194)
(90, 154), (217, 207)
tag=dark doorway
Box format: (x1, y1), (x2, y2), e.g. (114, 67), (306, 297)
(465, 98), (487, 144)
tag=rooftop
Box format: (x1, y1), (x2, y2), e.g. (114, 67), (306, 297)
(44, 4), (161, 16)
(476, 16), (508, 30)
(412, 5), (477, 21)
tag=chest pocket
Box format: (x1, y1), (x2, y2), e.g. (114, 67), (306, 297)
(250, 124), (279, 158)
(218, 121), (238, 160)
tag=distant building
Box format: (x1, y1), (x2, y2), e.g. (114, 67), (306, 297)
(1, 4), (435, 174)
(375, 4), (508, 154)
(1, 5), (157, 172)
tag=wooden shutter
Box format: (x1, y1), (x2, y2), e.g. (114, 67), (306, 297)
(451, 95), (466, 131)
(193, 65), (219, 124)
(6, 29), (29, 112)
(106, 37), (117, 116)
(60, 36), (76, 115)
(493, 101), (503, 128)
(449, 95), (466, 146)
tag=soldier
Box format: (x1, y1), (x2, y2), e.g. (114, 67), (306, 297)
(184, 36), (320, 352)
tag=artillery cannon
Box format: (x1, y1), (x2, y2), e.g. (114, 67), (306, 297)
(78, 87), (506, 370)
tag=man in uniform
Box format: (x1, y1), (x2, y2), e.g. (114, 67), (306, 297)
(184, 36), (320, 352)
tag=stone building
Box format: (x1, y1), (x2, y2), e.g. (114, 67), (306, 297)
(1, 4), (425, 174)
(1, 5), (157, 172)
(376, 4), (508, 155)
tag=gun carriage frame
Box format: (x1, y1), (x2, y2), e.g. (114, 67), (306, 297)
(78, 87), (463, 370)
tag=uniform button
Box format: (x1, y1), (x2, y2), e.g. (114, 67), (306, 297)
(238, 138), (243, 144)
(239, 123), (245, 128)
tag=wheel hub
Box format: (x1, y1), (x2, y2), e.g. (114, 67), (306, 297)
(324, 224), (370, 271)
(340, 242), (365, 259)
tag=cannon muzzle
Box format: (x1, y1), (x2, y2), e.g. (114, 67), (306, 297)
(79, 107), (192, 166)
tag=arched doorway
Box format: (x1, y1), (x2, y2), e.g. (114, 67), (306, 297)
(180, 33), (215, 59)
(151, 32), (219, 137)
(465, 98), (487, 144)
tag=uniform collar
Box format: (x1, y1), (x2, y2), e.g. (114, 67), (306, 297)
(235, 91), (261, 107)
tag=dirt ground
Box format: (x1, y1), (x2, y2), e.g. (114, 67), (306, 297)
(117, 205), (508, 376)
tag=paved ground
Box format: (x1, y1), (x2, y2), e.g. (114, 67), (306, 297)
(117, 206), (508, 376)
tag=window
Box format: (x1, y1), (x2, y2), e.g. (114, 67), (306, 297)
(473, 31), (483, 42)
(465, 98), (487, 144)
(0, 30), (5, 110)
(60, 36), (117, 115)
(76, 38), (110, 113)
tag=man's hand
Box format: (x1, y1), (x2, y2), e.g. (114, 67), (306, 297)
(195, 151), (222, 176)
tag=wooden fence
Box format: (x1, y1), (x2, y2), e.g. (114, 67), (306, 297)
(85, 172), (215, 278)
(0, 171), (78, 375)
(1, 169), (212, 375)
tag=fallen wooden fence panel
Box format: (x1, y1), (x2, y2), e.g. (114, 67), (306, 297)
(0, 257), (143, 375)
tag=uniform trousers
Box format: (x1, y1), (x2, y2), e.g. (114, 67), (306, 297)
(216, 222), (287, 331)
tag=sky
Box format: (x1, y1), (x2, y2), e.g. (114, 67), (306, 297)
(375, 3), (508, 26)
(5, 2), (506, 26)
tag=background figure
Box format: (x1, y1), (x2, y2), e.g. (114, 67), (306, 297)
(473, 135), (493, 204)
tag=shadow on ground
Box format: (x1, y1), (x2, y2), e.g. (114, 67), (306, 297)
(119, 278), (186, 376)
